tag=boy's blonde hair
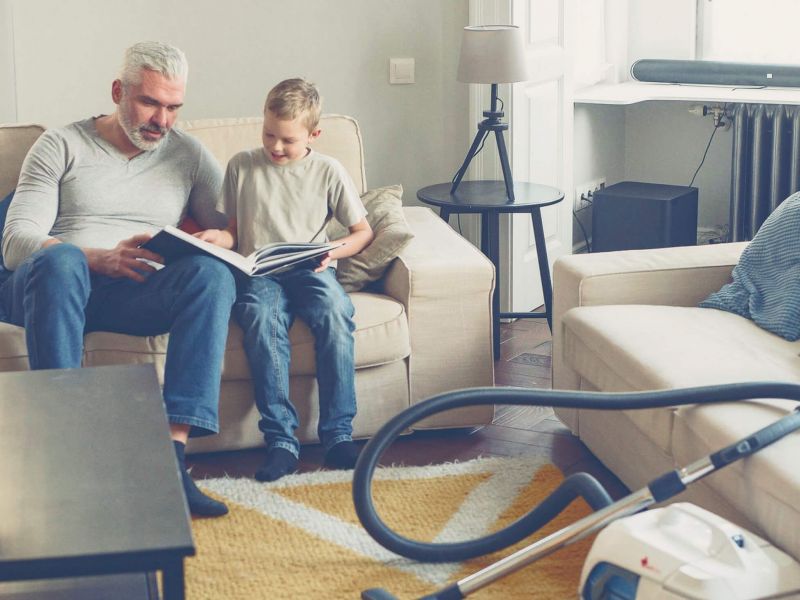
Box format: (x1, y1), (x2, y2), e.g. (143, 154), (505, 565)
(264, 78), (321, 132)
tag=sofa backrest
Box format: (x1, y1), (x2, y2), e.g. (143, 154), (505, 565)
(0, 114), (367, 199)
(0, 124), (45, 199)
(179, 115), (367, 194)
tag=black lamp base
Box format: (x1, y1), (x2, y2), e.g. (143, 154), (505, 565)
(451, 83), (515, 201)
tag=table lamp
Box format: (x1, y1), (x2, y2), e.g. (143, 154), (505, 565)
(451, 25), (529, 201)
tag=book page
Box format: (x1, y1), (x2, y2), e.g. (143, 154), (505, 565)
(153, 226), (254, 274)
(252, 242), (331, 262)
(253, 243), (341, 271)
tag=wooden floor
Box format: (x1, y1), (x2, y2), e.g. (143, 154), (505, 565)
(188, 319), (629, 499)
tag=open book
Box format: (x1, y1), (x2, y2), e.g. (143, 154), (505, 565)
(142, 226), (343, 276)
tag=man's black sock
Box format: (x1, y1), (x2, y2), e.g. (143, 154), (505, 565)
(255, 447), (298, 482)
(324, 440), (360, 470)
(173, 441), (229, 517)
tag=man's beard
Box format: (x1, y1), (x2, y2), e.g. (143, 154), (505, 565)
(118, 98), (168, 152)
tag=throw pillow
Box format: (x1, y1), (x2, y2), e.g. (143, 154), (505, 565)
(700, 190), (800, 340)
(327, 185), (414, 292)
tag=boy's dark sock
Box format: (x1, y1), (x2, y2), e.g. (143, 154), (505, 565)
(255, 447), (298, 482)
(173, 441), (229, 517)
(324, 440), (360, 470)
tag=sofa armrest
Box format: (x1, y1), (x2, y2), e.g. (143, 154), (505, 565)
(382, 207), (495, 418)
(552, 242), (747, 390)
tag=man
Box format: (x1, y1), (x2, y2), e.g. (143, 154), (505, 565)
(0, 41), (234, 517)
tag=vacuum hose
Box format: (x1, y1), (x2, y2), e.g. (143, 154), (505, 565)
(353, 382), (800, 563)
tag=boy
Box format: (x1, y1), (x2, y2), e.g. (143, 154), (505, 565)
(198, 78), (373, 481)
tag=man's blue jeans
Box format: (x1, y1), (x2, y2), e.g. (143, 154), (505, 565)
(0, 244), (236, 436)
(233, 267), (357, 457)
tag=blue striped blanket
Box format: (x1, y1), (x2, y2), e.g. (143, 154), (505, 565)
(700, 191), (800, 340)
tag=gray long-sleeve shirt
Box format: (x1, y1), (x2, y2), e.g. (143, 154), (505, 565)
(3, 117), (226, 270)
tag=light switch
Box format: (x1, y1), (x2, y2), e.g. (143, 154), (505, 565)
(389, 58), (415, 84)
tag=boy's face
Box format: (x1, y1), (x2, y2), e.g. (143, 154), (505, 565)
(262, 110), (320, 165)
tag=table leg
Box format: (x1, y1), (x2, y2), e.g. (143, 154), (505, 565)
(480, 211), (490, 255)
(439, 207), (451, 223)
(493, 129), (515, 202)
(485, 211), (501, 358)
(162, 558), (185, 600)
(530, 207), (553, 330)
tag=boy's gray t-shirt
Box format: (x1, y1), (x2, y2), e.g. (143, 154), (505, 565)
(221, 147), (366, 258)
(3, 117), (225, 270)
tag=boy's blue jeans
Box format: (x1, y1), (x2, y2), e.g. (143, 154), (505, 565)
(0, 244), (237, 436)
(233, 267), (357, 457)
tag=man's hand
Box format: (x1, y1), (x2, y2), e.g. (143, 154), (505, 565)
(83, 233), (164, 283)
(314, 252), (332, 273)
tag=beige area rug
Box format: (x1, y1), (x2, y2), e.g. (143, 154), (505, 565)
(189, 456), (595, 599)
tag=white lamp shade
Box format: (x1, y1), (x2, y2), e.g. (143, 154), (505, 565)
(457, 25), (529, 84)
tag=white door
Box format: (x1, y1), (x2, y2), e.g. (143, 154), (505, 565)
(507, 0), (573, 314)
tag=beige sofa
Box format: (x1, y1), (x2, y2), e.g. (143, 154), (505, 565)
(551, 242), (800, 561)
(0, 116), (495, 453)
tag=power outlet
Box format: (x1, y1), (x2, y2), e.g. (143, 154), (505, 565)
(574, 178), (606, 211)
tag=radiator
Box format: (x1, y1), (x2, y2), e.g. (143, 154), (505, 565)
(729, 103), (800, 241)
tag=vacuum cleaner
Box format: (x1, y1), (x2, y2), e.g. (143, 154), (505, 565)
(351, 383), (800, 599)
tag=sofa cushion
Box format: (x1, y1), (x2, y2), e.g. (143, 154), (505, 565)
(0, 323), (29, 371)
(561, 304), (800, 453)
(0, 124), (45, 199)
(671, 398), (800, 562)
(78, 292), (409, 381)
(179, 116), (367, 194)
(327, 185), (414, 292)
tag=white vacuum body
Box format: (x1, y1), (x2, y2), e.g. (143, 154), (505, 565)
(580, 503), (800, 599)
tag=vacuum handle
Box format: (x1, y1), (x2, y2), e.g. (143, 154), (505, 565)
(710, 408), (800, 469)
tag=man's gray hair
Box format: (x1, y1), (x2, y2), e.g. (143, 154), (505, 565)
(119, 41), (188, 87)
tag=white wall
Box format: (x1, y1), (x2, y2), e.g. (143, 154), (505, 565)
(623, 1), (730, 231)
(624, 101), (732, 228)
(0, 0), (15, 122)
(575, 100), (732, 238)
(572, 104), (625, 247)
(573, 0), (733, 246)
(5, 0), (469, 200)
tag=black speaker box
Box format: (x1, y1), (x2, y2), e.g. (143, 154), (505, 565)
(631, 59), (800, 88)
(592, 181), (698, 252)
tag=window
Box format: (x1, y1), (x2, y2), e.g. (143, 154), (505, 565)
(699, 0), (800, 64)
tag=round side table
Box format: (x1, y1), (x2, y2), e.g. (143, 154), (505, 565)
(417, 180), (564, 358)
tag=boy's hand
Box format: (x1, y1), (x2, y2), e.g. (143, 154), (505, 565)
(314, 252), (332, 272)
(194, 229), (225, 246)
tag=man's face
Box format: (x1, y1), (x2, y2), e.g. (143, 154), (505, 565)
(261, 110), (320, 165)
(114, 69), (185, 152)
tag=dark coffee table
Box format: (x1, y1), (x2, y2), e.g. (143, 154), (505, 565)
(0, 364), (195, 599)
